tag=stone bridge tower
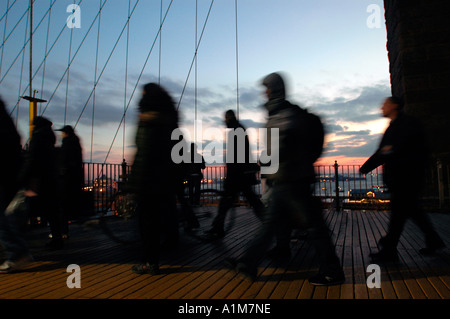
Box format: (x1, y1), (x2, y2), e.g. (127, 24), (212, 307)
(383, 0), (450, 208)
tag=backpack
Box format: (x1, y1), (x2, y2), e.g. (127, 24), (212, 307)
(295, 106), (325, 164)
(308, 110), (325, 162)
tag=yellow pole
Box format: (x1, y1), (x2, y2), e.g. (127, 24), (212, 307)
(22, 95), (46, 139)
(29, 100), (37, 138)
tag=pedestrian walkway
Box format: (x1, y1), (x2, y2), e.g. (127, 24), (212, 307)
(0, 207), (449, 299)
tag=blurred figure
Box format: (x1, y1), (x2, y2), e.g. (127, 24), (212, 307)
(187, 142), (205, 206)
(227, 73), (344, 285)
(18, 116), (63, 250)
(360, 97), (445, 262)
(204, 110), (264, 240)
(56, 125), (83, 238)
(0, 98), (33, 273)
(174, 136), (200, 231)
(127, 83), (179, 275)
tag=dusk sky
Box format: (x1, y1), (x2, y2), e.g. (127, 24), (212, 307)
(1, 0), (391, 166)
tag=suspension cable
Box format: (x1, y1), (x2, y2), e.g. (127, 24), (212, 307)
(0, 0), (18, 24)
(39, 0), (55, 113)
(91, 0), (103, 163)
(235, 0), (239, 120)
(0, 0), (56, 85)
(194, 0), (198, 142)
(158, 0), (162, 84)
(0, 0), (11, 78)
(64, 0), (76, 125)
(0, 2), (28, 51)
(15, 2), (30, 127)
(177, 0), (215, 110)
(72, 0), (141, 129)
(123, 0), (131, 161)
(40, 0), (107, 117)
(102, 0), (174, 164)
(7, 0), (79, 117)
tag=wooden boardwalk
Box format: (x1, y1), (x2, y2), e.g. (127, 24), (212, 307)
(1, 206), (449, 301)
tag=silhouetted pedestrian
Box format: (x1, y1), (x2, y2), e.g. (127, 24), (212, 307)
(174, 136), (200, 231)
(56, 125), (83, 238)
(187, 143), (205, 206)
(360, 96), (445, 262)
(127, 83), (179, 275)
(227, 73), (344, 285)
(18, 116), (63, 250)
(204, 110), (264, 240)
(0, 98), (33, 273)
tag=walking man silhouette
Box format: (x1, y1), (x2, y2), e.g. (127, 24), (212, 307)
(360, 96), (445, 262)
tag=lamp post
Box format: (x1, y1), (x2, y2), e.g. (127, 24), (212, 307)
(21, 0), (47, 139)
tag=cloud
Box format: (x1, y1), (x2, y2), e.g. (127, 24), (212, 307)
(324, 132), (382, 158)
(336, 129), (372, 137)
(305, 82), (391, 123)
(3, 57), (390, 164)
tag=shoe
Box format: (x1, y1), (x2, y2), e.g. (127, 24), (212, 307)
(308, 272), (345, 286)
(131, 263), (160, 275)
(203, 228), (225, 241)
(369, 249), (399, 263)
(0, 254), (34, 274)
(0, 261), (16, 274)
(225, 258), (257, 282)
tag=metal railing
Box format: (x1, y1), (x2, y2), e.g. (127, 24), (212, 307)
(82, 160), (449, 214)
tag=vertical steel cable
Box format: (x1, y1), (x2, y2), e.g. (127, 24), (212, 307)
(177, 0), (214, 110)
(158, 0), (162, 84)
(235, 0), (239, 120)
(123, 0), (131, 161)
(4, 0), (77, 118)
(0, 2), (28, 52)
(39, 0), (54, 114)
(29, 0), (33, 99)
(91, 0), (102, 162)
(102, 0), (174, 164)
(65, 0), (76, 125)
(0, 0), (10, 78)
(16, 2), (30, 126)
(195, 0), (198, 143)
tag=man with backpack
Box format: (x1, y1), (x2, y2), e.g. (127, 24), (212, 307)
(226, 72), (345, 286)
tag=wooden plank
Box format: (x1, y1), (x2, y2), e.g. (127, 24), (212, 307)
(364, 211), (398, 299)
(352, 212), (369, 299)
(359, 212), (383, 299)
(1, 207), (449, 300)
(340, 212), (354, 299)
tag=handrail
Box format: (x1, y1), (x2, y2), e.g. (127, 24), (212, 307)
(81, 160), (449, 214)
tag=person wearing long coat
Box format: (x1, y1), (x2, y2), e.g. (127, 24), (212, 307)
(57, 125), (83, 237)
(18, 116), (63, 250)
(127, 83), (179, 275)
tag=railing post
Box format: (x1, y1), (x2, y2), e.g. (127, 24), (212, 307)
(121, 158), (127, 182)
(334, 160), (341, 211)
